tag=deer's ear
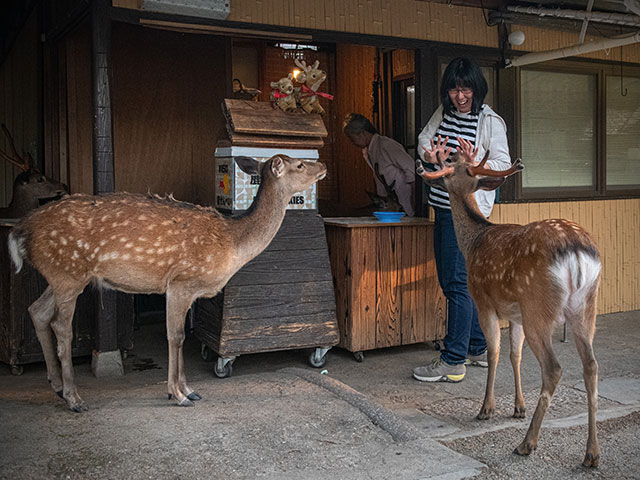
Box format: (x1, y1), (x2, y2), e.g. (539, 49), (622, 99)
(477, 176), (507, 191)
(235, 156), (260, 175)
(270, 155), (286, 177)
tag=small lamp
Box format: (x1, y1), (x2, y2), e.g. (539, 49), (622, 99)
(508, 31), (526, 46)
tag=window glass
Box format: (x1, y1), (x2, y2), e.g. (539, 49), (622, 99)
(520, 70), (595, 189)
(606, 75), (640, 187)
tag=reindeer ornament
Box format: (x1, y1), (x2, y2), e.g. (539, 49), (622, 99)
(294, 59), (333, 114)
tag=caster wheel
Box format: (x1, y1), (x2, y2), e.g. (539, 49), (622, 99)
(353, 351), (364, 362)
(201, 344), (215, 362)
(308, 350), (327, 368)
(10, 365), (24, 376)
(214, 357), (233, 378)
(433, 340), (443, 351)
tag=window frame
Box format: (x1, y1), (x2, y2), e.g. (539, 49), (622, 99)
(508, 59), (640, 202)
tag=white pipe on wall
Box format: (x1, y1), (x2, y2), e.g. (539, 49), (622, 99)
(507, 31), (640, 68)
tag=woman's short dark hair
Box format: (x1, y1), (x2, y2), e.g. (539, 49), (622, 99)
(343, 113), (377, 136)
(440, 57), (488, 115)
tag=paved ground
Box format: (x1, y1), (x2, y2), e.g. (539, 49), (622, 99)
(0, 310), (638, 479)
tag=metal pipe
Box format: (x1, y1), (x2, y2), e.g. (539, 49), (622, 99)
(507, 5), (640, 27)
(507, 31), (640, 68)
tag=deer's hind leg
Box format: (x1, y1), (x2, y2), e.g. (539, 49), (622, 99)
(515, 305), (562, 456)
(29, 286), (63, 397)
(166, 289), (200, 406)
(567, 287), (599, 468)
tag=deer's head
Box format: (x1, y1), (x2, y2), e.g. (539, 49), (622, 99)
(235, 154), (327, 196)
(416, 150), (523, 197)
(1, 124), (68, 218)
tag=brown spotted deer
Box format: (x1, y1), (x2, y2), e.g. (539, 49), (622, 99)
(0, 124), (67, 218)
(9, 154), (326, 412)
(416, 137), (601, 468)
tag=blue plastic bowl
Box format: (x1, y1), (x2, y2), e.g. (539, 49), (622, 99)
(373, 211), (406, 223)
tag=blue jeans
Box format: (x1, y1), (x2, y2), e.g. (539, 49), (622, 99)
(433, 207), (486, 365)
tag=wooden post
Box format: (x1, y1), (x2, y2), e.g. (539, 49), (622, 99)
(90, 0), (122, 376)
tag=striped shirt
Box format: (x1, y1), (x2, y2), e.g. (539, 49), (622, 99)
(426, 108), (481, 210)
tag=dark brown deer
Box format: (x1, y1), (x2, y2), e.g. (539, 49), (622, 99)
(0, 124), (67, 218)
(9, 154), (326, 412)
(416, 137), (601, 468)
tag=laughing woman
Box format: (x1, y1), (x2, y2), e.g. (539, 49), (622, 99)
(412, 57), (511, 383)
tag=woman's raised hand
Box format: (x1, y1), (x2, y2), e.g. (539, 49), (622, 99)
(423, 135), (451, 165)
(456, 137), (479, 165)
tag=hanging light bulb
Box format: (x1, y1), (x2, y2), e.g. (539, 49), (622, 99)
(508, 31), (526, 46)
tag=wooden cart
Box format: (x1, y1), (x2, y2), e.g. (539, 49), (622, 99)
(324, 217), (446, 361)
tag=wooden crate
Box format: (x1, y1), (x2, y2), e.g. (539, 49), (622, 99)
(324, 217), (446, 354)
(192, 211), (339, 358)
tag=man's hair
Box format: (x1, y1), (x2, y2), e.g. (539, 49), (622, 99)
(440, 57), (488, 115)
(343, 113), (377, 136)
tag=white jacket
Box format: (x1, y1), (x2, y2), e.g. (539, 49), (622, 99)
(417, 104), (511, 218)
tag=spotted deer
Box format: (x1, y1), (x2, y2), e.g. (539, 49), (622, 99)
(0, 124), (67, 218)
(416, 137), (601, 468)
(9, 154), (326, 412)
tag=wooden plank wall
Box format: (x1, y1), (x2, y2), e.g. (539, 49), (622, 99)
(0, 9), (40, 208)
(492, 198), (640, 315)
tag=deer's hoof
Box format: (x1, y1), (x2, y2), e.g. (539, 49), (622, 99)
(476, 408), (494, 420)
(513, 406), (526, 419)
(583, 452), (600, 468)
(178, 398), (195, 407)
(187, 392), (201, 401)
(514, 441), (536, 456)
(70, 401), (89, 413)
(56, 390), (64, 399)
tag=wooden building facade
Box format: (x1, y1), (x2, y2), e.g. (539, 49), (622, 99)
(1, 0), (639, 316)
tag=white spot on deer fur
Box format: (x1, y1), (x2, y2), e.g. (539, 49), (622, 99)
(72, 251), (79, 260)
(136, 255), (144, 262)
(146, 249), (155, 254)
(99, 240), (107, 246)
(158, 260), (166, 267)
(138, 236), (148, 242)
(98, 254), (109, 262)
(157, 248), (165, 254)
(122, 254), (130, 260)
(125, 242), (133, 248)
(206, 255), (212, 262)
(101, 215), (109, 222)
(50, 230), (58, 237)
(167, 258), (175, 265)
(138, 215), (148, 221)
(135, 247), (143, 253)
(146, 225), (155, 230)
(110, 235), (117, 240)
(161, 220), (172, 226)
(119, 237), (128, 243)
(148, 258), (155, 264)
(109, 252), (119, 259)
(60, 237), (67, 246)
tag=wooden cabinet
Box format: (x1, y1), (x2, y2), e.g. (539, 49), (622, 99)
(324, 217), (446, 354)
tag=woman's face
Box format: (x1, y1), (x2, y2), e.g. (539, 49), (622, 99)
(448, 86), (473, 114)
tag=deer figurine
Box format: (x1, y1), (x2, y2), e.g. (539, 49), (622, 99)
(294, 59), (332, 115)
(416, 137), (601, 468)
(0, 124), (67, 218)
(9, 154), (326, 412)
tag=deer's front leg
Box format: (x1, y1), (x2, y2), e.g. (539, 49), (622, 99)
(477, 313), (500, 420)
(166, 291), (197, 406)
(509, 322), (526, 418)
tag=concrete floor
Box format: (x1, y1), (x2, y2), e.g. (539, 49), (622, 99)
(0, 310), (639, 479)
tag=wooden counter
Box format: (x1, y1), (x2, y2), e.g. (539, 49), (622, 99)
(324, 217), (446, 356)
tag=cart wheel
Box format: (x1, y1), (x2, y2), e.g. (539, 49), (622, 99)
(214, 357), (233, 378)
(201, 344), (215, 362)
(308, 349), (328, 368)
(353, 351), (365, 363)
(121, 350), (129, 361)
(10, 365), (24, 376)
(433, 340), (443, 351)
